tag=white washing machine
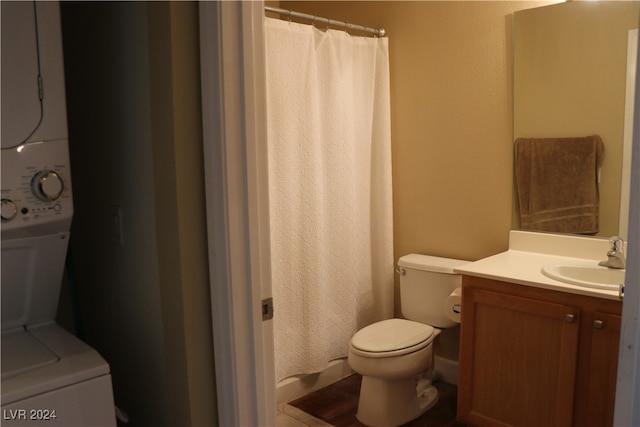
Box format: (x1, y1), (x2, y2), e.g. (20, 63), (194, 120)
(1, 2), (116, 426)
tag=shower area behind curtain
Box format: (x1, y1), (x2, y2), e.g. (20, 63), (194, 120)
(264, 17), (394, 383)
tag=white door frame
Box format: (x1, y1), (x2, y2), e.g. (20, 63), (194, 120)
(199, 1), (275, 425)
(614, 28), (640, 427)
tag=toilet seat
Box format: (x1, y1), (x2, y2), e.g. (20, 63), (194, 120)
(350, 318), (435, 358)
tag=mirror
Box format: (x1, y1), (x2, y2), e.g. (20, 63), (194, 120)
(512, 1), (639, 239)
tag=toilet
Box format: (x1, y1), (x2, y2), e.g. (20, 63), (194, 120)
(348, 254), (468, 427)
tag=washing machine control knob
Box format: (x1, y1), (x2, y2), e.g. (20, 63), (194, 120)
(31, 170), (64, 202)
(1, 199), (18, 221)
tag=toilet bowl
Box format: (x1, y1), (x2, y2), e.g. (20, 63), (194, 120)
(348, 318), (441, 426)
(347, 254), (468, 427)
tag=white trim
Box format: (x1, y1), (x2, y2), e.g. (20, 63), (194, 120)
(199, 1), (275, 425)
(614, 28), (640, 427)
(620, 29), (637, 240)
(240, 0), (276, 422)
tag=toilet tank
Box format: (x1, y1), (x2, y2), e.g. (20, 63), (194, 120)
(397, 254), (469, 328)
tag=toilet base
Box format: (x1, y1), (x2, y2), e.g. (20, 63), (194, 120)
(356, 375), (439, 427)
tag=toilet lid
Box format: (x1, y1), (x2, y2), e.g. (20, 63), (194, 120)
(351, 318), (434, 353)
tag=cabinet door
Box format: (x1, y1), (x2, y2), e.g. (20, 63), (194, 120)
(459, 287), (580, 427)
(581, 311), (621, 427)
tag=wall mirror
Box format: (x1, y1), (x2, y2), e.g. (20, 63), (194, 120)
(512, 1), (639, 239)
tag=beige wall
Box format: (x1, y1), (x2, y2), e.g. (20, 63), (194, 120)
(282, 2), (551, 264)
(61, 2), (216, 425)
(148, 3), (217, 425)
(281, 2), (552, 285)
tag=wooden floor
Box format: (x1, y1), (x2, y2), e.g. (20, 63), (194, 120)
(288, 374), (468, 427)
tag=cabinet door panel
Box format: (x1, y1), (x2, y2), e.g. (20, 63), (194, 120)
(584, 311), (621, 427)
(459, 288), (579, 427)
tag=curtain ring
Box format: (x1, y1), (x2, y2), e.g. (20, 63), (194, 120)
(287, 9), (292, 22)
(326, 18), (331, 31)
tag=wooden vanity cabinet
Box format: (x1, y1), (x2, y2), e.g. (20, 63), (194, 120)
(458, 275), (622, 427)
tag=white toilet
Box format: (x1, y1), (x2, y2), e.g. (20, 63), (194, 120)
(348, 254), (468, 427)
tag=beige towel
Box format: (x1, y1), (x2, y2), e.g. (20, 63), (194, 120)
(515, 135), (605, 234)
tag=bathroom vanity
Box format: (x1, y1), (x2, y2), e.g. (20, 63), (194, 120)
(455, 231), (624, 427)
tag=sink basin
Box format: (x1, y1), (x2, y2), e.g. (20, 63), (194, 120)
(542, 263), (625, 290)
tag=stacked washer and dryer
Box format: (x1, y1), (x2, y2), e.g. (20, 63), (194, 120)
(1, 2), (116, 425)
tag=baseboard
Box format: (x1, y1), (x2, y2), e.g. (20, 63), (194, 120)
(275, 358), (353, 404)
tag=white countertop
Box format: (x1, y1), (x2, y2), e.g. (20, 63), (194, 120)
(453, 231), (624, 301)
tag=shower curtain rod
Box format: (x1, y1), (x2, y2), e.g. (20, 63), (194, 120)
(264, 6), (386, 37)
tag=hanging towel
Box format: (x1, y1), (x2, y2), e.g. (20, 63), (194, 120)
(515, 135), (605, 234)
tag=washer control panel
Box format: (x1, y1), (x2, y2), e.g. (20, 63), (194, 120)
(1, 139), (73, 238)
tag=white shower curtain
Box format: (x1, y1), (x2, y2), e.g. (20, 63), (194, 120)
(265, 17), (394, 382)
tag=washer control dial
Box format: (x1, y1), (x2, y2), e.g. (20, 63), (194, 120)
(1, 199), (18, 221)
(31, 170), (64, 201)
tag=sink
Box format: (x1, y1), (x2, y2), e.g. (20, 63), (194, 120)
(541, 263), (625, 290)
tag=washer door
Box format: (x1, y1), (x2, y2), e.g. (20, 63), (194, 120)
(1, 1), (42, 148)
(1, 1), (68, 148)
(1, 234), (69, 330)
(1, 328), (58, 381)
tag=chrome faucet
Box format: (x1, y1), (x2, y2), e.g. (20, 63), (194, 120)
(598, 236), (626, 269)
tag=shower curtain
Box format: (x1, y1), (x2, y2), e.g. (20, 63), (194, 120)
(265, 17), (394, 382)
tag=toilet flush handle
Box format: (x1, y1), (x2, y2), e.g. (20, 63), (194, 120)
(396, 268), (406, 276)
